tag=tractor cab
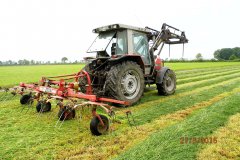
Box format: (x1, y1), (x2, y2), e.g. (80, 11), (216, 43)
(87, 24), (152, 66)
(83, 23), (188, 105)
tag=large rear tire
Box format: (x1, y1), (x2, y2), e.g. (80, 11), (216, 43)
(157, 69), (176, 95)
(104, 61), (144, 105)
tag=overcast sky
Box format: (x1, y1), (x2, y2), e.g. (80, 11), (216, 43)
(0, 0), (239, 62)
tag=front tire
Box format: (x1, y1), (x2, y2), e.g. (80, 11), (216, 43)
(104, 61), (144, 105)
(157, 69), (176, 95)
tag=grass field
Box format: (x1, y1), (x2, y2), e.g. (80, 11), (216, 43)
(0, 62), (240, 160)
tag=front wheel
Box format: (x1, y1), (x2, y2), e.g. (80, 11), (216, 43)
(157, 69), (176, 95)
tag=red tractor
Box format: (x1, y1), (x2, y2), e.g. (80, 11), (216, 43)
(79, 23), (188, 105)
(11, 23), (187, 135)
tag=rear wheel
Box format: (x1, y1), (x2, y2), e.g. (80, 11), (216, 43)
(157, 69), (176, 95)
(105, 61), (144, 105)
(90, 114), (109, 136)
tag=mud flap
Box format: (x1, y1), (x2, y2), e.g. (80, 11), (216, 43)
(156, 67), (169, 84)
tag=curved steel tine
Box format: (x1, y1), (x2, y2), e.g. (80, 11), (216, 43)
(58, 111), (71, 128)
(37, 102), (45, 118)
(55, 110), (64, 127)
(25, 98), (34, 113)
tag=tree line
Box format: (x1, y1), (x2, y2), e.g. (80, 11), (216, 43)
(214, 47), (240, 60)
(0, 57), (86, 66)
(1, 48), (240, 66)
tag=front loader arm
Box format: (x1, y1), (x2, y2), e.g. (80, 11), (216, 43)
(146, 23), (188, 56)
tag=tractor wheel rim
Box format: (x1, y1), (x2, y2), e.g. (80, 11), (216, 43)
(166, 76), (174, 91)
(121, 70), (140, 100)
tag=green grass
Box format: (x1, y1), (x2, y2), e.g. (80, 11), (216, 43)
(115, 91), (240, 160)
(165, 61), (240, 70)
(1, 62), (240, 87)
(130, 80), (240, 126)
(0, 64), (84, 87)
(197, 113), (240, 159)
(0, 62), (240, 159)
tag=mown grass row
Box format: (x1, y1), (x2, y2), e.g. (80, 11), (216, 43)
(53, 70), (240, 159)
(175, 66), (240, 79)
(177, 69), (240, 85)
(115, 89), (240, 160)
(59, 78), (240, 159)
(197, 113), (240, 159)
(52, 82), (240, 159)
(119, 75), (240, 125)
(165, 62), (240, 71)
(133, 71), (240, 109)
(1, 64), (240, 159)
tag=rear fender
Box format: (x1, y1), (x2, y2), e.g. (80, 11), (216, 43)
(156, 67), (169, 84)
(109, 55), (145, 73)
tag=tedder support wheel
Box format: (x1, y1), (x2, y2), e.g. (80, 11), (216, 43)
(105, 61), (144, 105)
(157, 69), (176, 95)
(20, 94), (31, 105)
(90, 114), (109, 136)
(58, 107), (76, 121)
(36, 101), (51, 112)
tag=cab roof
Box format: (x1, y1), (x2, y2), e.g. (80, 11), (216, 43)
(93, 24), (151, 34)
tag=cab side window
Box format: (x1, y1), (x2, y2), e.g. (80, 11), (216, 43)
(132, 33), (151, 64)
(116, 30), (128, 55)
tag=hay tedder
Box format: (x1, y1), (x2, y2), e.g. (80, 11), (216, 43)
(1, 23), (187, 135)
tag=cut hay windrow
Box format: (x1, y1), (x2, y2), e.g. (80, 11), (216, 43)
(60, 87), (240, 160)
(1, 63), (240, 159)
(143, 70), (240, 99)
(1, 71), (239, 160)
(127, 75), (240, 113)
(174, 64), (240, 74)
(197, 113), (240, 160)
(177, 71), (240, 90)
(115, 89), (240, 160)
(177, 69), (240, 84)
(176, 66), (240, 79)
(123, 78), (240, 126)
(167, 62), (240, 71)
(44, 77), (239, 159)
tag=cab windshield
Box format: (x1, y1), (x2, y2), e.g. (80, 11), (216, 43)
(87, 32), (116, 53)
